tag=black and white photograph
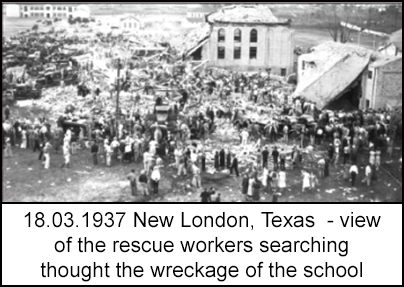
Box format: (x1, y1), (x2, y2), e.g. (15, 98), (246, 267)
(2, 2), (402, 203)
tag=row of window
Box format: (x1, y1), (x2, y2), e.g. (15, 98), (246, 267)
(218, 28), (258, 43)
(29, 12), (68, 17)
(123, 22), (138, 29)
(218, 47), (257, 60)
(30, 6), (44, 11)
(25, 6), (75, 12)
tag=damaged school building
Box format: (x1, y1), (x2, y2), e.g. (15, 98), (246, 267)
(183, 5), (295, 75)
(294, 41), (402, 111)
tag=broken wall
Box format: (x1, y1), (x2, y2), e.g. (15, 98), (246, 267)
(374, 59), (402, 110)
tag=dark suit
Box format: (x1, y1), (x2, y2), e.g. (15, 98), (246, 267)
(230, 158), (239, 177)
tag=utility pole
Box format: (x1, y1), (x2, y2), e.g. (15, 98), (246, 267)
(116, 58), (121, 138)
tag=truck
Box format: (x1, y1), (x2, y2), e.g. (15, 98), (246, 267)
(3, 85), (41, 104)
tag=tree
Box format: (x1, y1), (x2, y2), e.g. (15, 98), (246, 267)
(324, 4), (356, 43)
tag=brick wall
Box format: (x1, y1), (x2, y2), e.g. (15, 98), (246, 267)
(205, 23), (294, 75)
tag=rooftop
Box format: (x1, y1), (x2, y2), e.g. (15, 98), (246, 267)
(370, 54), (402, 68)
(206, 5), (289, 24)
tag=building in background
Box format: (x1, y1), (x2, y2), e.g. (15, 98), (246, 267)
(4, 4), (20, 18)
(362, 55), (402, 110)
(184, 5), (295, 75)
(120, 15), (142, 31)
(6, 4), (90, 19)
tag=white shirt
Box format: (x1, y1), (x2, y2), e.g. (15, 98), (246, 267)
(349, 166), (358, 174)
(241, 131), (249, 140)
(191, 153), (198, 163)
(151, 169), (161, 181)
(365, 166), (372, 177)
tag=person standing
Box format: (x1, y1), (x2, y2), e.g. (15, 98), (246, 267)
(364, 164), (372, 187)
(334, 141), (341, 165)
(91, 141), (99, 166)
(278, 170), (286, 193)
(200, 188), (212, 202)
(143, 150), (150, 173)
(252, 178), (261, 201)
(310, 172), (318, 191)
(53, 126), (62, 154)
(105, 142), (113, 167)
(343, 144), (350, 165)
(33, 129), (41, 153)
(226, 150), (232, 170)
(230, 153), (239, 177)
(387, 138), (394, 158)
(43, 141), (52, 169)
(375, 149), (381, 171)
(328, 144), (334, 162)
(150, 166), (160, 195)
(262, 146), (269, 169)
(61, 140), (71, 169)
(241, 173), (249, 196)
(138, 170), (149, 196)
(111, 137), (120, 161)
(369, 149), (376, 166)
(174, 147), (182, 169)
(318, 158), (326, 178)
(219, 149), (226, 169)
(279, 149), (286, 171)
(241, 129), (249, 147)
(4, 137), (12, 158)
(214, 151), (220, 170)
(192, 163), (201, 188)
(20, 129), (27, 149)
(177, 154), (187, 177)
(38, 141), (45, 161)
(302, 170), (311, 193)
(200, 150), (206, 172)
(4, 105), (10, 120)
(272, 147), (279, 171)
(349, 164), (358, 187)
(127, 169), (138, 196)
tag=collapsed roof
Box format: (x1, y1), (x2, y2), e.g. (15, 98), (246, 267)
(370, 54), (402, 68)
(294, 41), (374, 109)
(181, 23), (211, 56)
(206, 5), (289, 24)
